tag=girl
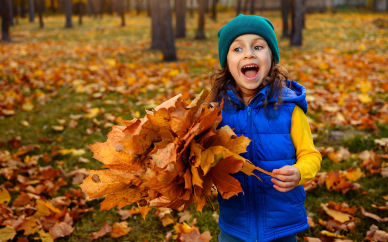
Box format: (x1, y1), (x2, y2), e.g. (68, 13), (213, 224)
(210, 14), (322, 242)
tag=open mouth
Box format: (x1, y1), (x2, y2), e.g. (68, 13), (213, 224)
(241, 64), (259, 79)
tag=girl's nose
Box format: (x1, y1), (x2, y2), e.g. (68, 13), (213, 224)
(244, 48), (256, 59)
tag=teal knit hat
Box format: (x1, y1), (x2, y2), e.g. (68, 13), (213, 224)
(217, 14), (279, 69)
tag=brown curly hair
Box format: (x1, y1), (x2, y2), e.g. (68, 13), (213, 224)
(209, 55), (289, 112)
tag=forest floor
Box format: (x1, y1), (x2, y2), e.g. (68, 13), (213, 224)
(1, 9), (388, 242)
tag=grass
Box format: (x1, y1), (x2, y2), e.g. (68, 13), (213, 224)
(1, 8), (388, 242)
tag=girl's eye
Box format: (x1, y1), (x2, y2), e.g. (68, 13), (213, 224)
(234, 47), (242, 52)
(254, 46), (263, 50)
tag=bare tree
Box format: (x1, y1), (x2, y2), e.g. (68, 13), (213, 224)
(7, 0), (13, 26)
(1, 0), (11, 42)
(243, 0), (249, 13)
(136, 0), (141, 15)
(250, 0), (255, 15)
(195, 0), (206, 39)
(281, 0), (289, 38)
(78, 1), (84, 25)
(87, 0), (97, 18)
(150, 0), (162, 49)
(37, 0), (44, 28)
(211, 0), (218, 21)
(175, 0), (186, 38)
(290, 0), (303, 46)
(65, 0), (73, 28)
(118, 0), (125, 26)
(236, 0), (242, 15)
(159, 0), (177, 61)
(28, 0), (35, 22)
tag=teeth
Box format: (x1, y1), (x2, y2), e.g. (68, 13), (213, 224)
(243, 65), (257, 69)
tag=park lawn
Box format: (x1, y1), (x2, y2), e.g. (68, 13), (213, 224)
(1, 9), (388, 242)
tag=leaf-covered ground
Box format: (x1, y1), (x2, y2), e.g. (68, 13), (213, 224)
(1, 9), (388, 242)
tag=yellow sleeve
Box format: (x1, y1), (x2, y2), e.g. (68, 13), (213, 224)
(291, 106), (322, 185)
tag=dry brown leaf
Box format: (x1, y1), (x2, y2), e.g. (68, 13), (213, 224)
(49, 222), (74, 239)
(110, 221), (131, 238)
(90, 222), (112, 241)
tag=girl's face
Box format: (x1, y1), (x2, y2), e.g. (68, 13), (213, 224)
(226, 34), (272, 94)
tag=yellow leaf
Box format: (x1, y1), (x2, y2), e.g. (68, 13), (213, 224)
(110, 221), (131, 238)
(344, 168), (363, 181)
(321, 203), (352, 223)
(85, 107), (100, 118)
(0, 226), (17, 241)
(135, 111), (141, 118)
(320, 230), (348, 239)
(126, 76), (136, 85)
(319, 63), (329, 70)
(361, 81), (372, 93)
(34, 199), (61, 218)
(58, 148), (75, 155)
(105, 58), (116, 67)
(358, 94), (372, 103)
(359, 44), (366, 50)
(0, 187), (11, 205)
(174, 222), (192, 234)
(34, 69), (44, 76)
(21, 120), (30, 126)
(169, 69), (180, 77)
(22, 102), (34, 111)
(39, 230), (54, 242)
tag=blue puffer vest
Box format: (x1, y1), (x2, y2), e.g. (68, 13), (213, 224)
(217, 80), (309, 242)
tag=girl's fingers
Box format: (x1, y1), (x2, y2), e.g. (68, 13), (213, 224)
(273, 184), (292, 193)
(273, 174), (294, 182)
(271, 178), (295, 188)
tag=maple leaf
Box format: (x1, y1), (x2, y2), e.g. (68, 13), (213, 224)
(110, 221), (131, 238)
(90, 222), (112, 241)
(80, 89), (273, 213)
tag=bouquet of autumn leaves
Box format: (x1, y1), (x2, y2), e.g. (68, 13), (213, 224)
(80, 89), (273, 217)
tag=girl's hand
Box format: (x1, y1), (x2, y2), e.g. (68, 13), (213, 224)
(271, 166), (301, 193)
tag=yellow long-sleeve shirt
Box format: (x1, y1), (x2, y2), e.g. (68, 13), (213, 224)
(290, 106), (322, 185)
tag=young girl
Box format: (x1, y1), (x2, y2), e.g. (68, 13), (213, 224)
(210, 14), (322, 242)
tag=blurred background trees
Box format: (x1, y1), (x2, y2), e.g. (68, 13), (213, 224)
(1, 0), (387, 53)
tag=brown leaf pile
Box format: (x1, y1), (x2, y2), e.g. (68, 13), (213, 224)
(80, 89), (272, 214)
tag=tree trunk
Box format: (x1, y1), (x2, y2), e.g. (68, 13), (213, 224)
(243, 0), (249, 13)
(28, 0), (35, 22)
(136, 0), (140, 15)
(118, 0), (125, 26)
(21, 0), (26, 18)
(290, 0), (303, 46)
(236, 0), (241, 15)
(190, 0), (194, 18)
(37, 0), (44, 28)
(158, 0), (177, 61)
(8, 0), (14, 26)
(281, 0), (289, 38)
(150, 0), (162, 49)
(211, 0), (217, 21)
(146, 0), (150, 17)
(1, 0), (11, 42)
(250, 0), (255, 14)
(78, 2), (84, 25)
(195, 0), (206, 39)
(65, 0), (73, 28)
(51, 0), (56, 12)
(175, 0), (186, 38)
(302, 0), (305, 29)
(88, 0), (97, 18)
